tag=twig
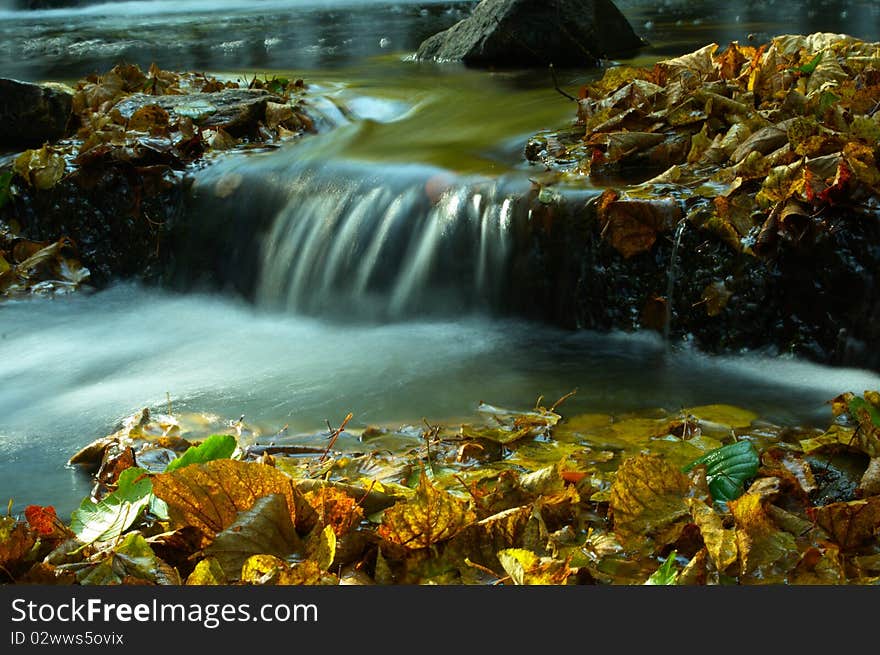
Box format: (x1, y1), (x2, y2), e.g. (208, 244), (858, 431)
(319, 412), (353, 464)
(550, 64), (577, 102)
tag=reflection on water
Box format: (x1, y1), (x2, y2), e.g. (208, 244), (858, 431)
(1, 0), (879, 82)
(2, 285), (879, 514)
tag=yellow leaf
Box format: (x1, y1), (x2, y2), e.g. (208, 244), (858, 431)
(683, 404), (757, 428)
(185, 558), (226, 585)
(686, 498), (738, 571)
(610, 454), (690, 548)
(303, 485), (364, 537)
(377, 471), (475, 549)
(240, 554), (332, 586)
(152, 459), (302, 546)
(729, 491), (798, 577)
(497, 548), (572, 585)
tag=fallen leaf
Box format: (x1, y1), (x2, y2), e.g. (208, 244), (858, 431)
(152, 459), (303, 546)
(686, 498), (738, 571)
(204, 494), (300, 581)
(497, 548), (572, 585)
(185, 558), (227, 585)
(610, 454), (691, 548)
(729, 491), (798, 578)
(378, 471), (475, 549)
(682, 440), (760, 502)
(71, 467), (153, 544)
(808, 497), (880, 550)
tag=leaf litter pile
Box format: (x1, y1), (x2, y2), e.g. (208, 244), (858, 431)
(528, 32), (880, 264)
(3, 389), (880, 586)
(0, 63), (315, 298)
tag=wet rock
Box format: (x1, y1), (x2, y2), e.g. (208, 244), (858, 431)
(0, 78), (73, 148)
(506, 189), (880, 370)
(415, 0), (645, 67)
(112, 89), (282, 138)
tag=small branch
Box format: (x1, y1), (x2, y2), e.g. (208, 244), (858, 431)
(319, 412), (353, 464)
(550, 63), (578, 103)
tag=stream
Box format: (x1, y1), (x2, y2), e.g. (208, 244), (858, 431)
(2, 0), (880, 515)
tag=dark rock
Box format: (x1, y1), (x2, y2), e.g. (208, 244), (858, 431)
(506, 190), (880, 371)
(112, 89), (282, 137)
(415, 0), (645, 67)
(0, 78), (73, 149)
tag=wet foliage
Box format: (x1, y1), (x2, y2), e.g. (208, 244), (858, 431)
(0, 64), (316, 297)
(3, 390), (880, 585)
(520, 33), (880, 368)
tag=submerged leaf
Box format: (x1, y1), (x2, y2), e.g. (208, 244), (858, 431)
(378, 471), (475, 549)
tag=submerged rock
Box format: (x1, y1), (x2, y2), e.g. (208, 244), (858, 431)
(415, 0), (646, 67)
(113, 89), (282, 138)
(0, 78), (73, 149)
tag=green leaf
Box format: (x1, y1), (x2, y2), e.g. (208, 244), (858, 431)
(78, 533), (180, 585)
(848, 396), (880, 430)
(682, 440), (760, 502)
(0, 170), (12, 210)
(164, 433), (237, 473)
(645, 551), (679, 585)
(791, 52), (823, 75)
(70, 467), (153, 544)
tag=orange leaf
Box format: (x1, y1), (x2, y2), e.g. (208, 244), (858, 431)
(24, 505), (58, 537)
(152, 459), (304, 546)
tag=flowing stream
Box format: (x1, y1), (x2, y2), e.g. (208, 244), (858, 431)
(2, 0), (880, 515)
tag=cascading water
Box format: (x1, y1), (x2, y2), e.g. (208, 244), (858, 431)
(179, 151), (528, 320)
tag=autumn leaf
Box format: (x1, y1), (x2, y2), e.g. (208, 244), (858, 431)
(609, 454), (691, 548)
(729, 491), (798, 578)
(808, 497), (880, 550)
(240, 554), (334, 586)
(185, 558), (227, 585)
(78, 533), (180, 586)
(598, 195), (683, 259)
(24, 505), (60, 537)
(303, 485), (364, 537)
(686, 498), (738, 572)
(204, 494), (300, 581)
(497, 548), (572, 585)
(378, 471), (475, 549)
(0, 516), (36, 570)
(152, 459), (303, 546)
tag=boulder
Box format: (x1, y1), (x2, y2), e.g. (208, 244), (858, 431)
(415, 0), (645, 67)
(0, 78), (73, 149)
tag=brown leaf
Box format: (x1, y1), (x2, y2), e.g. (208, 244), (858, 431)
(858, 457), (880, 498)
(152, 459), (303, 546)
(303, 486), (364, 537)
(598, 196), (683, 259)
(0, 517), (36, 570)
(610, 454), (691, 548)
(729, 491), (799, 577)
(808, 497), (880, 550)
(378, 471), (475, 549)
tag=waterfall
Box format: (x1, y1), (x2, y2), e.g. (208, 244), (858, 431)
(179, 154), (525, 320)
